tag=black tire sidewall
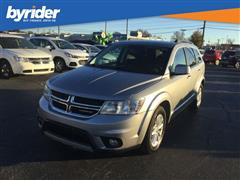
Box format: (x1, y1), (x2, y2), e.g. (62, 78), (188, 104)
(0, 60), (12, 79)
(235, 62), (240, 70)
(54, 58), (66, 73)
(142, 106), (167, 153)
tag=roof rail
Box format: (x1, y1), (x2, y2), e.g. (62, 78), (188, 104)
(174, 40), (193, 44)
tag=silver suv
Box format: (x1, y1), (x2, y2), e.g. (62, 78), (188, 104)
(38, 41), (205, 153)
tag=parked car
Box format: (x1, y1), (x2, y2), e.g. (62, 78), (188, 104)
(203, 49), (222, 65)
(72, 43), (101, 60)
(38, 40), (205, 153)
(220, 50), (240, 70)
(29, 37), (89, 72)
(0, 34), (54, 79)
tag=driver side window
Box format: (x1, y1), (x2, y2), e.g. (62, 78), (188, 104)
(171, 48), (187, 73)
(40, 39), (54, 49)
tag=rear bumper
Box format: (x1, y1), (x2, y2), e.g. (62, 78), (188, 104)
(37, 97), (152, 152)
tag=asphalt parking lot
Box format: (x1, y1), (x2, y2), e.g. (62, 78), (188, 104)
(0, 65), (239, 180)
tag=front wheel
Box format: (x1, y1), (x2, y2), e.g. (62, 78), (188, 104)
(141, 106), (167, 154)
(0, 60), (13, 79)
(54, 58), (66, 73)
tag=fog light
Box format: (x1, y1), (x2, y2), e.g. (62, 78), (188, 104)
(69, 62), (77, 66)
(101, 137), (122, 148)
(109, 139), (119, 147)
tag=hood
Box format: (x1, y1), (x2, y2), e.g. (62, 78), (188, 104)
(6, 49), (51, 58)
(63, 49), (89, 56)
(49, 66), (162, 99)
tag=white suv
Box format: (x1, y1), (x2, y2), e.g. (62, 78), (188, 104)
(29, 37), (89, 72)
(0, 34), (54, 79)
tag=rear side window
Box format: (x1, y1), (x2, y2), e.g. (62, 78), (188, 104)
(193, 48), (202, 63)
(184, 48), (196, 66)
(31, 39), (55, 49)
(171, 48), (187, 72)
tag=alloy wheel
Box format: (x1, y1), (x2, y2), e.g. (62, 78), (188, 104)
(196, 86), (202, 107)
(150, 114), (164, 149)
(0, 63), (10, 78)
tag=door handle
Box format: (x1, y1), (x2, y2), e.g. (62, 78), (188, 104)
(187, 74), (191, 78)
(197, 69), (201, 71)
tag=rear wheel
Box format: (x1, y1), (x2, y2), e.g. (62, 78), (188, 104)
(0, 60), (13, 79)
(191, 85), (203, 112)
(54, 58), (66, 73)
(141, 106), (166, 154)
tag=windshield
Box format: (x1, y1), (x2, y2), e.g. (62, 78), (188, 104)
(88, 44), (172, 75)
(52, 40), (77, 49)
(0, 37), (36, 49)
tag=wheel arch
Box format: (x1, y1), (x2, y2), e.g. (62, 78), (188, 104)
(137, 92), (172, 144)
(0, 58), (14, 71)
(53, 56), (65, 62)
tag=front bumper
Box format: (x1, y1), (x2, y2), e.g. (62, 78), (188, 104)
(14, 61), (55, 75)
(67, 57), (88, 68)
(38, 97), (152, 152)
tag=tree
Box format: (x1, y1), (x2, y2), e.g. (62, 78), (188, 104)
(171, 31), (185, 41)
(226, 38), (234, 45)
(189, 30), (203, 48)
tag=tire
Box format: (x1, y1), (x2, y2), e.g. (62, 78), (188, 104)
(235, 62), (240, 70)
(141, 106), (167, 154)
(215, 60), (220, 66)
(0, 60), (13, 79)
(54, 58), (66, 73)
(191, 84), (203, 112)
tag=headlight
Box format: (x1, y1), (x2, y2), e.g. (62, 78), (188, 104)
(14, 56), (29, 62)
(100, 98), (145, 115)
(64, 52), (74, 58)
(43, 84), (51, 101)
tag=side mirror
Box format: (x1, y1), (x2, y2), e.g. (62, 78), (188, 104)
(174, 64), (190, 75)
(45, 45), (52, 51)
(0, 45), (2, 49)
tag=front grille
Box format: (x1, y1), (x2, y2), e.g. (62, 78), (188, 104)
(70, 105), (99, 116)
(28, 58), (50, 61)
(28, 58), (50, 65)
(34, 69), (49, 72)
(43, 120), (92, 146)
(52, 90), (69, 101)
(74, 96), (104, 106)
(50, 90), (104, 118)
(52, 99), (67, 111)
